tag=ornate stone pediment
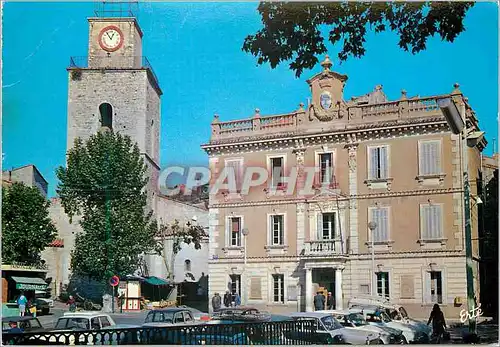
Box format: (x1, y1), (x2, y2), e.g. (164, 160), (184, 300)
(309, 188), (348, 201)
(309, 100), (348, 122)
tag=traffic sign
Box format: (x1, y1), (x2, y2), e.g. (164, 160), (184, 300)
(109, 275), (120, 287)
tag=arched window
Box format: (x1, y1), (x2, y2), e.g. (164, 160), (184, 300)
(99, 103), (113, 130)
(184, 259), (192, 272)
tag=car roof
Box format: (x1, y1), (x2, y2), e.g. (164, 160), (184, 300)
(218, 306), (258, 311)
(290, 312), (330, 319)
(149, 308), (188, 313)
(62, 312), (111, 317)
(317, 309), (353, 315)
(2, 316), (37, 322)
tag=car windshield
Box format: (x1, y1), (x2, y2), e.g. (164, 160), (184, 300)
(366, 311), (392, 324)
(145, 311), (175, 323)
(347, 313), (368, 326)
(399, 307), (409, 319)
(55, 318), (89, 330)
(321, 316), (343, 331)
(388, 309), (401, 320)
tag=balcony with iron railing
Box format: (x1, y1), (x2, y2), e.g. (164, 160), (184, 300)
(68, 56), (159, 85)
(208, 91), (476, 144)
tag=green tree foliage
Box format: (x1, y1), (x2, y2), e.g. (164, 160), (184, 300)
(2, 182), (57, 265)
(243, 2), (473, 77)
(56, 131), (160, 281)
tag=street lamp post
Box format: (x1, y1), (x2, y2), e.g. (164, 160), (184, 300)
(368, 222), (377, 297)
(438, 96), (484, 336)
(242, 228), (250, 305)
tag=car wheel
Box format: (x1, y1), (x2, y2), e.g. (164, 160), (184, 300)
(401, 336), (408, 344)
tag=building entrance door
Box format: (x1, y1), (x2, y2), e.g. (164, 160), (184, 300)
(312, 268), (336, 309)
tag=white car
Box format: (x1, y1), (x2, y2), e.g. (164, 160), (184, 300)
(352, 307), (430, 344)
(349, 296), (431, 334)
(45, 312), (141, 344)
(319, 310), (406, 344)
(290, 312), (382, 345)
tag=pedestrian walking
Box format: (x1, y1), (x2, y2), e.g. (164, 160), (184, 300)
(17, 292), (28, 317)
(223, 291), (231, 308)
(327, 292), (335, 310)
(427, 304), (447, 343)
(67, 295), (76, 312)
(212, 292), (222, 312)
(313, 291), (325, 311)
(234, 292), (241, 307)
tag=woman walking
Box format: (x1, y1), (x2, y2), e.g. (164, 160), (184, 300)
(427, 304), (447, 343)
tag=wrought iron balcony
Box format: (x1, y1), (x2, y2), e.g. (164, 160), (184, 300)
(69, 56), (159, 84)
(304, 239), (344, 257)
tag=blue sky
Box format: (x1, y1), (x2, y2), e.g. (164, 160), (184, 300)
(3, 2), (498, 197)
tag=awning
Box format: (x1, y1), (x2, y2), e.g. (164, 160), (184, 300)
(11, 277), (48, 291)
(144, 276), (171, 286)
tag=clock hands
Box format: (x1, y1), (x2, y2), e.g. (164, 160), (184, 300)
(106, 31), (115, 40)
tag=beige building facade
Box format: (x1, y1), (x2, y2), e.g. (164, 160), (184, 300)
(202, 56), (486, 318)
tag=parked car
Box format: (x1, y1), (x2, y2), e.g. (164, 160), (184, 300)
(39, 312), (141, 344)
(2, 316), (47, 345)
(319, 310), (406, 344)
(210, 307), (272, 323)
(290, 312), (382, 344)
(2, 316), (46, 333)
(351, 307), (430, 344)
(349, 296), (431, 334)
(32, 298), (50, 315)
(143, 307), (199, 327)
(177, 305), (211, 322)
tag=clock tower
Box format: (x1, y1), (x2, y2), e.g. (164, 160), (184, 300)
(67, 11), (161, 212)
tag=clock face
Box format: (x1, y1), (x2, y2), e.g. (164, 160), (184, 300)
(98, 26), (124, 52)
(320, 92), (332, 110)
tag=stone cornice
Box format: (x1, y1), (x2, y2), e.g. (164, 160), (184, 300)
(209, 187), (463, 208)
(202, 117), (449, 154)
(209, 249), (464, 263)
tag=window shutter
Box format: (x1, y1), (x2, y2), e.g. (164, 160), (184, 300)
(432, 206), (443, 239)
(279, 215), (284, 245)
(424, 272), (431, 304)
(432, 142), (441, 174)
(370, 208), (379, 242)
(268, 215), (273, 245)
(369, 148), (378, 179)
(316, 213), (323, 240)
(226, 160), (241, 190)
(380, 208), (389, 242)
(380, 147), (388, 178)
(226, 217), (230, 247)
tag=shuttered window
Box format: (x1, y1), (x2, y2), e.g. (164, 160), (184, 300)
(225, 159), (243, 190)
(227, 217), (242, 247)
(270, 215), (284, 245)
(421, 205), (443, 239)
(368, 146), (388, 179)
(369, 207), (389, 242)
(419, 141), (441, 175)
(316, 212), (336, 240)
(318, 153), (334, 185)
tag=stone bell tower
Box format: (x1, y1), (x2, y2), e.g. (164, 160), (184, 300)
(66, 4), (161, 212)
